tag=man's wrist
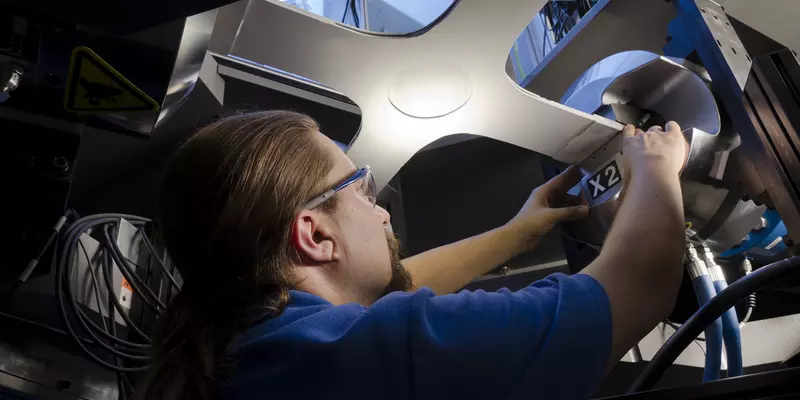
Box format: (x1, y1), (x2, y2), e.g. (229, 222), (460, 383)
(629, 160), (681, 183)
(501, 219), (545, 255)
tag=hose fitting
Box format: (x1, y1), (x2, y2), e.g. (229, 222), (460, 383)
(686, 244), (709, 280)
(702, 244), (726, 282)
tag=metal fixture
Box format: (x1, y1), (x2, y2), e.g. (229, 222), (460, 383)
(0, 64), (23, 103)
(227, 0), (623, 190)
(558, 51), (763, 253)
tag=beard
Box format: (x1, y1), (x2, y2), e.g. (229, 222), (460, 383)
(382, 231), (414, 295)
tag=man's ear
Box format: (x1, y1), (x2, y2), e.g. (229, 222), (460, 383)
(291, 210), (338, 263)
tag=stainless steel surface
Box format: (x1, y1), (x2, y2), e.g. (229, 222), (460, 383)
(717, 0), (800, 56)
(229, 0), (623, 190)
(564, 51), (720, 136)
(90, 9), (218, 135)
(154, 8), (220, 130)
(701, 198), (766, 252)
(521, 0), (676, 101)
(212, 53), (362, 115)
(559, 50), (766, 253)
(694, 0), (752, 90)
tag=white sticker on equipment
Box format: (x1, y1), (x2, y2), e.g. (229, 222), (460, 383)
(119, 278), (133, 309)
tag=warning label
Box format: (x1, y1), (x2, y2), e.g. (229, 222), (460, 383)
(119, 278), (133, 309)
(64, 46), (159, 113)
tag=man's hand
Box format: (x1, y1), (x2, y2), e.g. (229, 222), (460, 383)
(582, 121), (687, 366)
(622, 121), (687, 179)
(506, 166), (589, 251)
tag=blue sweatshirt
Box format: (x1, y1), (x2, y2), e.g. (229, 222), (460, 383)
(221, 273), (612, 399)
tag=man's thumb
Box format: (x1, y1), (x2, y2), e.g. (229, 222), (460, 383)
(549, 205), (589, 222)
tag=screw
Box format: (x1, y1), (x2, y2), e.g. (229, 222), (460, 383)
(52, 156), (70, 173)
(499, 266), (511, 276)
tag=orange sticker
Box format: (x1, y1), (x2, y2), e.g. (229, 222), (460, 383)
(121, 278), (133, 292)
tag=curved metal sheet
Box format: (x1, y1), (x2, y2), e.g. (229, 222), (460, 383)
(229, 0), (623, 190)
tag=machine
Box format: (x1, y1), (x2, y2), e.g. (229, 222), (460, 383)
(1, 0), (800, 398)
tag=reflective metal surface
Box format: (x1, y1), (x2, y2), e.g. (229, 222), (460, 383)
(90, 9), (219, 134)
(229, 0), (623, 190)
(564, 51), (720, 135)
(561, 51), (763, 252)
(693, 0), (752, 90)
(155, 8), (219, 129)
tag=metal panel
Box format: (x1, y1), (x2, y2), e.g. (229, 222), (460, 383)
(717, 0), (800, 56)
(674, 0), (800, 241)
(153, 8), (220, 130)
(623, 313), (800, 370)
(229, 0), (623, 190)
(521, 0), (676, 101)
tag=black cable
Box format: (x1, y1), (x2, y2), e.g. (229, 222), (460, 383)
(340, 0), (349, 23)
(105, 222), (165, 310)
(78, 240), (108, 332)
(55, 240), (149, 372)
(62, 240), (151, 361)
(103, 225), (166, 311)
(51, 213), (163, 373)
(98, 245), (152, 342)
(349, 0), (360, 28)
(138, 233), (181, 291)
(60, 218), (152, 343)
(629, 256), (800, 393)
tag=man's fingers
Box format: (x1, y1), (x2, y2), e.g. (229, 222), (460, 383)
(548, 205), (589, 222)
(541, 165), (583, 193)
(648, 125), (664, 132)
(665, 120), (681, 133)
(623, 124), (636, 138)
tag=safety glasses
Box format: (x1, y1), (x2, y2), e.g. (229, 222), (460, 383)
(302, 166), (377, 210)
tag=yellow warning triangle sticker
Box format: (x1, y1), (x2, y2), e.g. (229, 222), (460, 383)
(64, 46), (160, 113)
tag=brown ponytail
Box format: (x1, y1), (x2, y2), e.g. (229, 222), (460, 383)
(137, 111), (338, 399)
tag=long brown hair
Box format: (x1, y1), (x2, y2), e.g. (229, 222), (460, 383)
(137, 111), (338, 400)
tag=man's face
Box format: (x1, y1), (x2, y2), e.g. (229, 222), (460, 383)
(314, 134), (413, 301)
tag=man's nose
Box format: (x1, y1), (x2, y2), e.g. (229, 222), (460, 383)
(377, 205), (391, 227)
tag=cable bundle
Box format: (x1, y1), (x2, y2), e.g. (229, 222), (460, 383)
(54, 213), (180, 398)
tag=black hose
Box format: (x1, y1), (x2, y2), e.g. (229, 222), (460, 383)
(60, 218), (152, 342)
(629, 256), (800, 392)
(138, 233), (181, 291)
(102, 226), (166, 312)
(54, 236), (149, 372)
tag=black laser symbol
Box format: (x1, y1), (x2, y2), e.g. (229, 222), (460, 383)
(79, 78), (123, 106)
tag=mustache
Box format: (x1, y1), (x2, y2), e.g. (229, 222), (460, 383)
(383, 231), (414, 295)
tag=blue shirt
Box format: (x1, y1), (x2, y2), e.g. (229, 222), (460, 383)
(221, 273), (612, 400)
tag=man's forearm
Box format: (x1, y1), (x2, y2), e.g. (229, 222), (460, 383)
(403, 224), (530, 295)
(581, 166), (685, 362)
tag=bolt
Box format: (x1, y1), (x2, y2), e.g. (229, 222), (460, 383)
(52, 156), (69, 173)
(499, 266), (510, 276)
(2, 67), (22, 93)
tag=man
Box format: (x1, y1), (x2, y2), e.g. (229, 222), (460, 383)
(139, 111), (685, 400)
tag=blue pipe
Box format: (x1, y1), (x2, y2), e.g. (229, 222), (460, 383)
(713, 279), (743, 377)
(692, 274), (723, 381)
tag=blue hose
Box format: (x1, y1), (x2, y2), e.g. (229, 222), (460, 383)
(713, 279), (743, 377)
(692, 274), (723, 381)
